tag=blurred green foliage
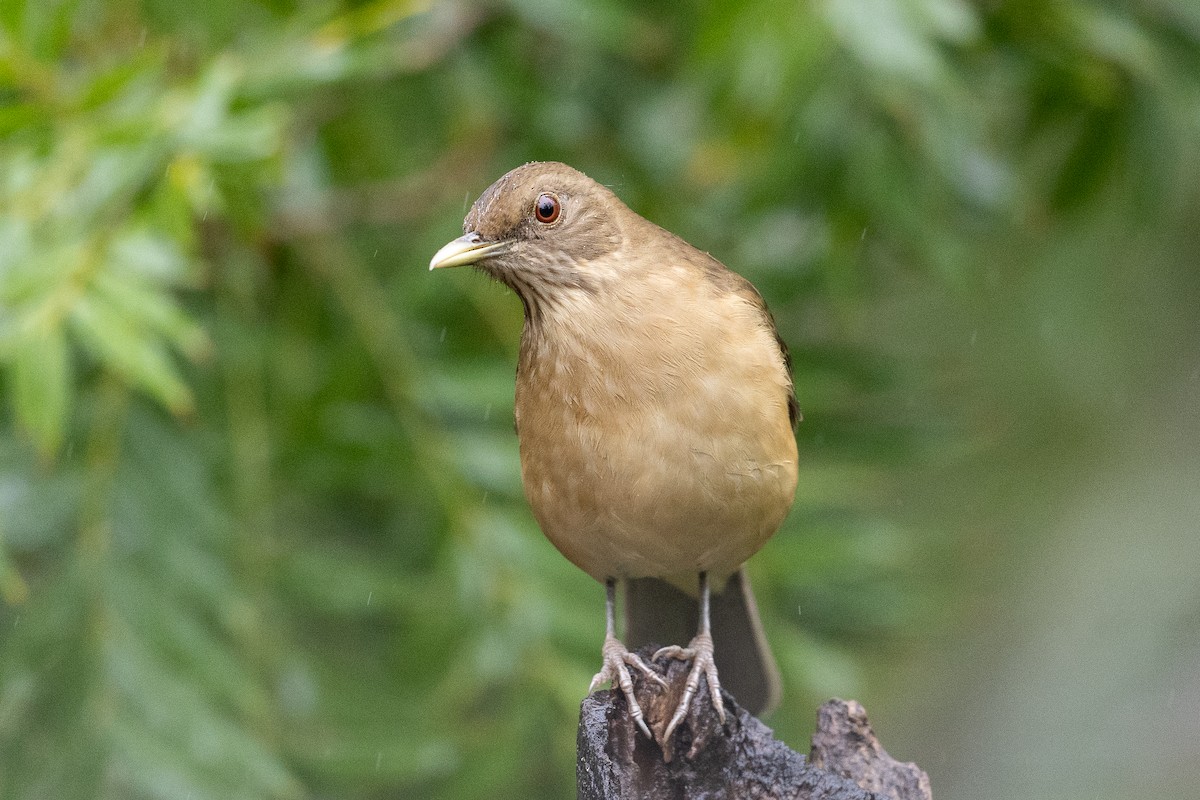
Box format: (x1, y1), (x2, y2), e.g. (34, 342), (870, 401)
(1, 0), (1198, 798)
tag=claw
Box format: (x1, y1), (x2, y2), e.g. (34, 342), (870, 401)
(590, 634), (659, 737)
(655, 630), (726, 742)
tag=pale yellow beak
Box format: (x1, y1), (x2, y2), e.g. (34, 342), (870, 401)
(429, 233), (509, 270)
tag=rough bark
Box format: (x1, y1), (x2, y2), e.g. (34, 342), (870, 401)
(810, 699), (932, 800)
(577, 647), (931, 800)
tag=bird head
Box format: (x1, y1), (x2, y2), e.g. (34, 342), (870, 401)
(429, 162), (626, 315)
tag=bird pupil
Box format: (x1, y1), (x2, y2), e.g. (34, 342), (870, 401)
(536, 195), (558, 222)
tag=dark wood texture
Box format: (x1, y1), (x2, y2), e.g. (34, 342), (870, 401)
(577, 648), (931, 800)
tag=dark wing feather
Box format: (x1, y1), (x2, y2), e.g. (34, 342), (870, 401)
(624, 569), (782, 716)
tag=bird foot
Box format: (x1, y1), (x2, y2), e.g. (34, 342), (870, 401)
(653, 631), (725, 742)
(589, 634), (667, 738)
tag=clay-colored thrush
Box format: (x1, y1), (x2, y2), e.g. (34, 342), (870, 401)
(431, 162), (798, 742)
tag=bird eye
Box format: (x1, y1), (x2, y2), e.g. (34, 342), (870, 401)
(534, 193), (561, 224)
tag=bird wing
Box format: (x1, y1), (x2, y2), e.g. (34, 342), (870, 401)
(690, 246), (801, 429)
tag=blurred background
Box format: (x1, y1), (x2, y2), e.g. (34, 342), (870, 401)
(2, 0), (1198, 798)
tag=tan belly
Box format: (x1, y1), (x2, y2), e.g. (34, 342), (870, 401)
(517, 370), (798, 587)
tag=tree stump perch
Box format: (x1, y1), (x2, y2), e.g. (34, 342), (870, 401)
(577, 646), (931, 800)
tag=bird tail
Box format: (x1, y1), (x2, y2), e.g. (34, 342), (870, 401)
(623, 567), (782, 717)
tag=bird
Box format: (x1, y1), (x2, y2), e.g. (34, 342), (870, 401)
(430, 162), (798, 744)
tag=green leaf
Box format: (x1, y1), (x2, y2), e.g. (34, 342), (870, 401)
(69, 295), (194, 417)
(11, 325), (70, 455)
(93, 267), (211, 360)
(194, 106), (287, 164)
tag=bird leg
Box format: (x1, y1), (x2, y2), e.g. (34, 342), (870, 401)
(589, 578), (665, 738)
(653, 571), (726, 742)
